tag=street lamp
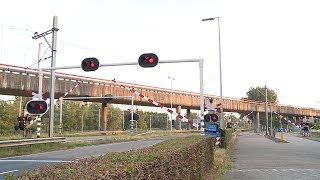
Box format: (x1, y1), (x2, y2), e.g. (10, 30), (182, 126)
(168, 76), (175, 131)
(202, 17), (224, 128)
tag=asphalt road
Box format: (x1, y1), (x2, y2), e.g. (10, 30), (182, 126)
(0, 134), (190, 179)
(225, 132), (320, 180)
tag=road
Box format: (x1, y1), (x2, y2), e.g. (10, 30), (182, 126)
(225, 132), (320, 180)
(0, 135), (189, 179)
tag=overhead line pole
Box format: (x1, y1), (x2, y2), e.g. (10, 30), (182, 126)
(49, 16), (58, 138)
(32, 16), (59, 137)
(265, 85), (268, 136)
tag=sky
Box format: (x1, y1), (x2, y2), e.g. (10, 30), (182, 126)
(0, 0), (320, 110)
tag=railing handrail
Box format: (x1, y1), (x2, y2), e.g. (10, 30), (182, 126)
(1, 63), (319, 111)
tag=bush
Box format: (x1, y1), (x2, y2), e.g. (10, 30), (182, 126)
(17, 135), (216, 179)
(221, 128), (235, 149)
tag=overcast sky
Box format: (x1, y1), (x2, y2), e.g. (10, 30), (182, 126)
(0, 0), (320, 109)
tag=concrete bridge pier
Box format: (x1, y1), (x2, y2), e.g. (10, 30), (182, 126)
(294, 116), (298, 124)
(186, 109), (191, 130)
(101, 102), (108, 133)
(254, 112), (260, 133)
(176, 106), (181, 130)
(308, 116), (314, 123)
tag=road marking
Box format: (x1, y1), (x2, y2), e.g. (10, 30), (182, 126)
(0, 159), (74, 163)
(0, 170), (19, 175)
(230, 169), (320, 172)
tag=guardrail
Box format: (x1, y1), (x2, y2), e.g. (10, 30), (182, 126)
(0, 137), (66, 147)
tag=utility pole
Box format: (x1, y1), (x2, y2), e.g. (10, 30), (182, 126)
(98, 108), (101, 131)
(32, 16), (59, 137)
(49, 16), (58, 137)
(270, 106), (273, 136)
(18, 96), (22, 117)
(37, 43), (41, 69)
(265, 85), (268, 136)
(149, 114), (152, 131)
(168, 76), (175, 131)
(122, 110), (125, 130)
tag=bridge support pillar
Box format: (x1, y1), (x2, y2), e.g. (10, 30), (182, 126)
(186, 109), (191, 130)
(293, 116), (297, 124)
(176, 106), (182, 130)
(308, 116), (314, 123)
(254, 112), (260, 133)
(101, 102), (108, 133)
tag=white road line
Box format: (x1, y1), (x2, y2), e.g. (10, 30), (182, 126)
(0, 170), (19, 175)
(0, 159), (74, 163)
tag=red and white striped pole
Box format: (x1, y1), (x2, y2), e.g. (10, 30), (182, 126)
(273, 111), (300, 128)
(111, 79), (201, 130)
(55, 82), (80, 104)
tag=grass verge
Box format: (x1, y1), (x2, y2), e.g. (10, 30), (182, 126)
(13, 135), (215, 179)
(0, 130), (198, 158)
(0, 142), (96, 158)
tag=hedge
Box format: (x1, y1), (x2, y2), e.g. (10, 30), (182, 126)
(16, 135), (216, 180)
(220, 128), (235, 149)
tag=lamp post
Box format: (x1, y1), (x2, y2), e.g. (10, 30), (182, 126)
(202, 17), (224, 128)
(168, 76), (175, 131)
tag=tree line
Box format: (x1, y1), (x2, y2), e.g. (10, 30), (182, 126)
(0, 97), (171, 135)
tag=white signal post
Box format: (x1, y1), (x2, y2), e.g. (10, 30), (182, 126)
(168, 76), (175, 131)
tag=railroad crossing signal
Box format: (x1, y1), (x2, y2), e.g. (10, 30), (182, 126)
(204, 113), (219, 122)
(138, 53), (159, 68)
(81, 57), (99, 71)
(211, 114), (218, 122)
(26, 100), (48, 115)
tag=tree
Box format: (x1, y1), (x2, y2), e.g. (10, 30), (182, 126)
(244, 86), (280, 130)
(62, 101), (82, 131)
(147, 112), (168, 129)
(246, 86), (278, 103)
(107, 105), (123, 130)
(137, 111), (148, 130)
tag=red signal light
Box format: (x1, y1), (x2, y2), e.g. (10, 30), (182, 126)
(87, 61), (95, 68)
(211, 114), (219, 122)
(81, 58), (99, 71)
(38, 104), (43, 110)
(147, 57), (154, 63)
(26, 100), (48, 115)
(138, 53), (159, 68)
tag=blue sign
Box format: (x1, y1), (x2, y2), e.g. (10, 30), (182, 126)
(208, 123), (217, 132)
(279, 128), (284, 132)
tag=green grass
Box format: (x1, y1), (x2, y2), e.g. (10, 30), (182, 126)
(205, 130), (236, 180)
(0, 142), (96, 158)
(311, 132), (320, 138)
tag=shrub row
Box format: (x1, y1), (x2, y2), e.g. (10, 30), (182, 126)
(220, 128), (235, 149)
(17, 135), (215, 180)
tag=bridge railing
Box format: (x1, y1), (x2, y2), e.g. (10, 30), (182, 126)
(1, 63), (320, 117)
